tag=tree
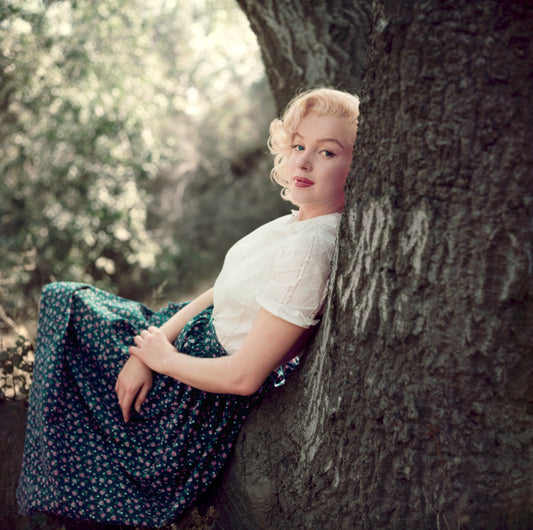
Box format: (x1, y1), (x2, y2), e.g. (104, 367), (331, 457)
(207, 1), (533, 528)
(236, 0), (370, 109)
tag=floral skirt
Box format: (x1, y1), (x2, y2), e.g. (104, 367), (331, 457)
(17, 282), (298, 527)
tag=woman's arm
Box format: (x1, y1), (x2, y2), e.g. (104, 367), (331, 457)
(129, 307), (307, 396)
(115, 287), (214, 422)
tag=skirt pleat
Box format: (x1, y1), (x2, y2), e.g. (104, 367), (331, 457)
(17, 282), (298, 527)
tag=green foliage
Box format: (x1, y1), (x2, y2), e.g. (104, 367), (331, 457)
(0, 334), (34, 400)
(0, 0), (279, 323)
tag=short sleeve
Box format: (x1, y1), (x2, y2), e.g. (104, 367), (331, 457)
(256, 233), (334, 328)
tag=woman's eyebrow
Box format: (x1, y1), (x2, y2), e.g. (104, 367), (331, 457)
(293, 132), (345, 149)
(319, 138), (345, 149)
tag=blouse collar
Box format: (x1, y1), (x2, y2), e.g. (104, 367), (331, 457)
(290, 210), (341, 225)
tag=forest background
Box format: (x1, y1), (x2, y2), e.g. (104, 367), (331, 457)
(2, 1), (532, 527)
(0, 0), (286, 360)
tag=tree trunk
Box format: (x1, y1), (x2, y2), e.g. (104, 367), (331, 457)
(236, 0), (370, 111)
(209, 1), (533, 528)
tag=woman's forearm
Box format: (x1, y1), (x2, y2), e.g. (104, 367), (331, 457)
(162, 353), (248, 395)
(131, 308), (306, 396)
(159, 287), (214, 343)
(129, 327), (247, 395)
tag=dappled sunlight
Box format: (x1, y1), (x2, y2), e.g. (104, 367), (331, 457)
(0, 0), (278, 326)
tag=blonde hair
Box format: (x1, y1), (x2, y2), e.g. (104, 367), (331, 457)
(268, 88), (360, 200)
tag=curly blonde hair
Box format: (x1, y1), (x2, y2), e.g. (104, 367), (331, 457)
(268, 88), (360, 200)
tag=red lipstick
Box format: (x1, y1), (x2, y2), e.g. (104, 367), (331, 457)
(294, 177), (314, 187)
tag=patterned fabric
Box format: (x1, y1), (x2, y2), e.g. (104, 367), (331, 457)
(17, 282), (299, 527)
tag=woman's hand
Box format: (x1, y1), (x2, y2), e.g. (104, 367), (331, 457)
(129, 309), (306, 396)
(115, 355), (153, 423)
(129, 326), (177, 375)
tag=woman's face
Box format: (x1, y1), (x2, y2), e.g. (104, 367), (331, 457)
(287, 112), (353, 220)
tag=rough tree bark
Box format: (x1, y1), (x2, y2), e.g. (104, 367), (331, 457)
(236, 0), (370, 111)
(208, 1), (533, 528)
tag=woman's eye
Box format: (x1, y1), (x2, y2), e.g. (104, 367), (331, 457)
(292, 144), (305, 151)
(321, 150), (335, 157)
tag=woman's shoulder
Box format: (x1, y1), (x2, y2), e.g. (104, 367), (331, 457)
(250, 210), (340, 232)
(274, 213), (341, 266)
(240, 213), (293, 239)
(288, 212), (340, 245)
(293, 211), (340, 235)
(237, 211), (340, 256)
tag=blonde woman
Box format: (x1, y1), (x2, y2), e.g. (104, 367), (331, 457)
(18, 88), (360, 527)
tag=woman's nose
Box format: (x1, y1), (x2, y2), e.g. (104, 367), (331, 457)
(298, 152), (312, 171)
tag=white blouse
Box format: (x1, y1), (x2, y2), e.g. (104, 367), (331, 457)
(212, 211), (340, 355)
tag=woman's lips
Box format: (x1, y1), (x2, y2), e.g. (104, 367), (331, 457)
(293, 177), (314, 187)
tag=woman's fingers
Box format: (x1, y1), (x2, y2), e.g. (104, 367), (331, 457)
(115, 355), (154, 422)
(137, 327), (159, 339)
(116, 373), (139, 422)
(119, 385), (137, 423)
(135, 383), (150, 413)
(135, 328), (156, 346)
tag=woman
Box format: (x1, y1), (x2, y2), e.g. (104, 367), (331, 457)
(17, 87), (360, 527)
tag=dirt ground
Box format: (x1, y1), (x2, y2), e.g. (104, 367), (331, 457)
(0, 400), (28, 530)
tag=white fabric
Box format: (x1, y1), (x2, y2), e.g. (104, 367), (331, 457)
(212, 211), (340, 355)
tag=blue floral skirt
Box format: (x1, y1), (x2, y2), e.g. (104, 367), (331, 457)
(17, 282), (298, 527)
